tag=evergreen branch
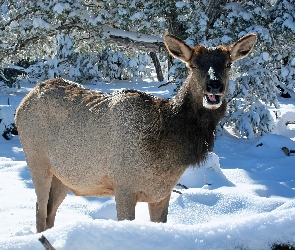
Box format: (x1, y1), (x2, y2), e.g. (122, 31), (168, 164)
(228, 89), (243, 103)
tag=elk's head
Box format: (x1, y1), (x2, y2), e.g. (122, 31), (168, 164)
(164, 33), (257, 109)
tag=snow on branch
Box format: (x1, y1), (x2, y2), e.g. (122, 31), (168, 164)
(103, 26), (166, 53)
(107, 35), (166, 53)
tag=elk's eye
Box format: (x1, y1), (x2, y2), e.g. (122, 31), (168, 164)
(226, 62), (232, 68)
(190, 65), (197, 69)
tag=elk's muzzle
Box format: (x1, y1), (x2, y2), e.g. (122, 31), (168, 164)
(203, 79), (224, 109)
(207, 80), (223, 95)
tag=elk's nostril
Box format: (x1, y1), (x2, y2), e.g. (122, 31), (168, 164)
(207, 80), (223, 94)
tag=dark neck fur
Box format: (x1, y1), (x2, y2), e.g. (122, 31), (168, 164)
(160, 78), (227, 166)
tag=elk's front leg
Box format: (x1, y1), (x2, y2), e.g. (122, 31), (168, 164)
(148, 194), (171, 223)
(115, 188), (136, 221)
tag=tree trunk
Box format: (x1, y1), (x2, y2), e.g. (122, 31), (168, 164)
(205, 0), (228, 29)
(149, 52), (164, 82)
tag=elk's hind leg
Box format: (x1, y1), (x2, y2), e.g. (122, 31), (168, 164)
(148, 194), (171, 223)
(46, 175), (68, 229)
(26, 154), (53, 233)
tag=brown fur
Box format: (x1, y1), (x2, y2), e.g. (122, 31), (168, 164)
(15, 33), (257, 233)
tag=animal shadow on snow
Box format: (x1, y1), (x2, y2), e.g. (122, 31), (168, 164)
(19, 165), (34, 189)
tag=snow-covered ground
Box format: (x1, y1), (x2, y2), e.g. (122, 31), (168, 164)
(0, 79), (295, 249)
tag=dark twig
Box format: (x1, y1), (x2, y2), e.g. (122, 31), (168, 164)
(158, 81), (174, 88)
(286, 121), (295, 126)
(173, 183), (189, 195)
(39, 235), (56, 250)
(173, 189), (183, 194)
(176, 183), (188, 189)
(282, 147), (295, 156)
(272, 242), (295, 250)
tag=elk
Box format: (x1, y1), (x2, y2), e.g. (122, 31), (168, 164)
(15, 33), (257, 233)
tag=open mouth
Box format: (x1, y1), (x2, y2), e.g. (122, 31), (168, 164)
(203, 94), (222, 109)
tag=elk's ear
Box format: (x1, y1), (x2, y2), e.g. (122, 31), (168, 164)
(228, 33), (257, 61)
(164, 34), (193, 63)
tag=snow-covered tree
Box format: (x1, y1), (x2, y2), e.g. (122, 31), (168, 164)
(208, 0), (295, 138)
(269, 0), (295, 92)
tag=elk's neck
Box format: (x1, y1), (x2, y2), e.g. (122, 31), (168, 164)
(172, 71), (203, 109)
(165, 72), (227, 166)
